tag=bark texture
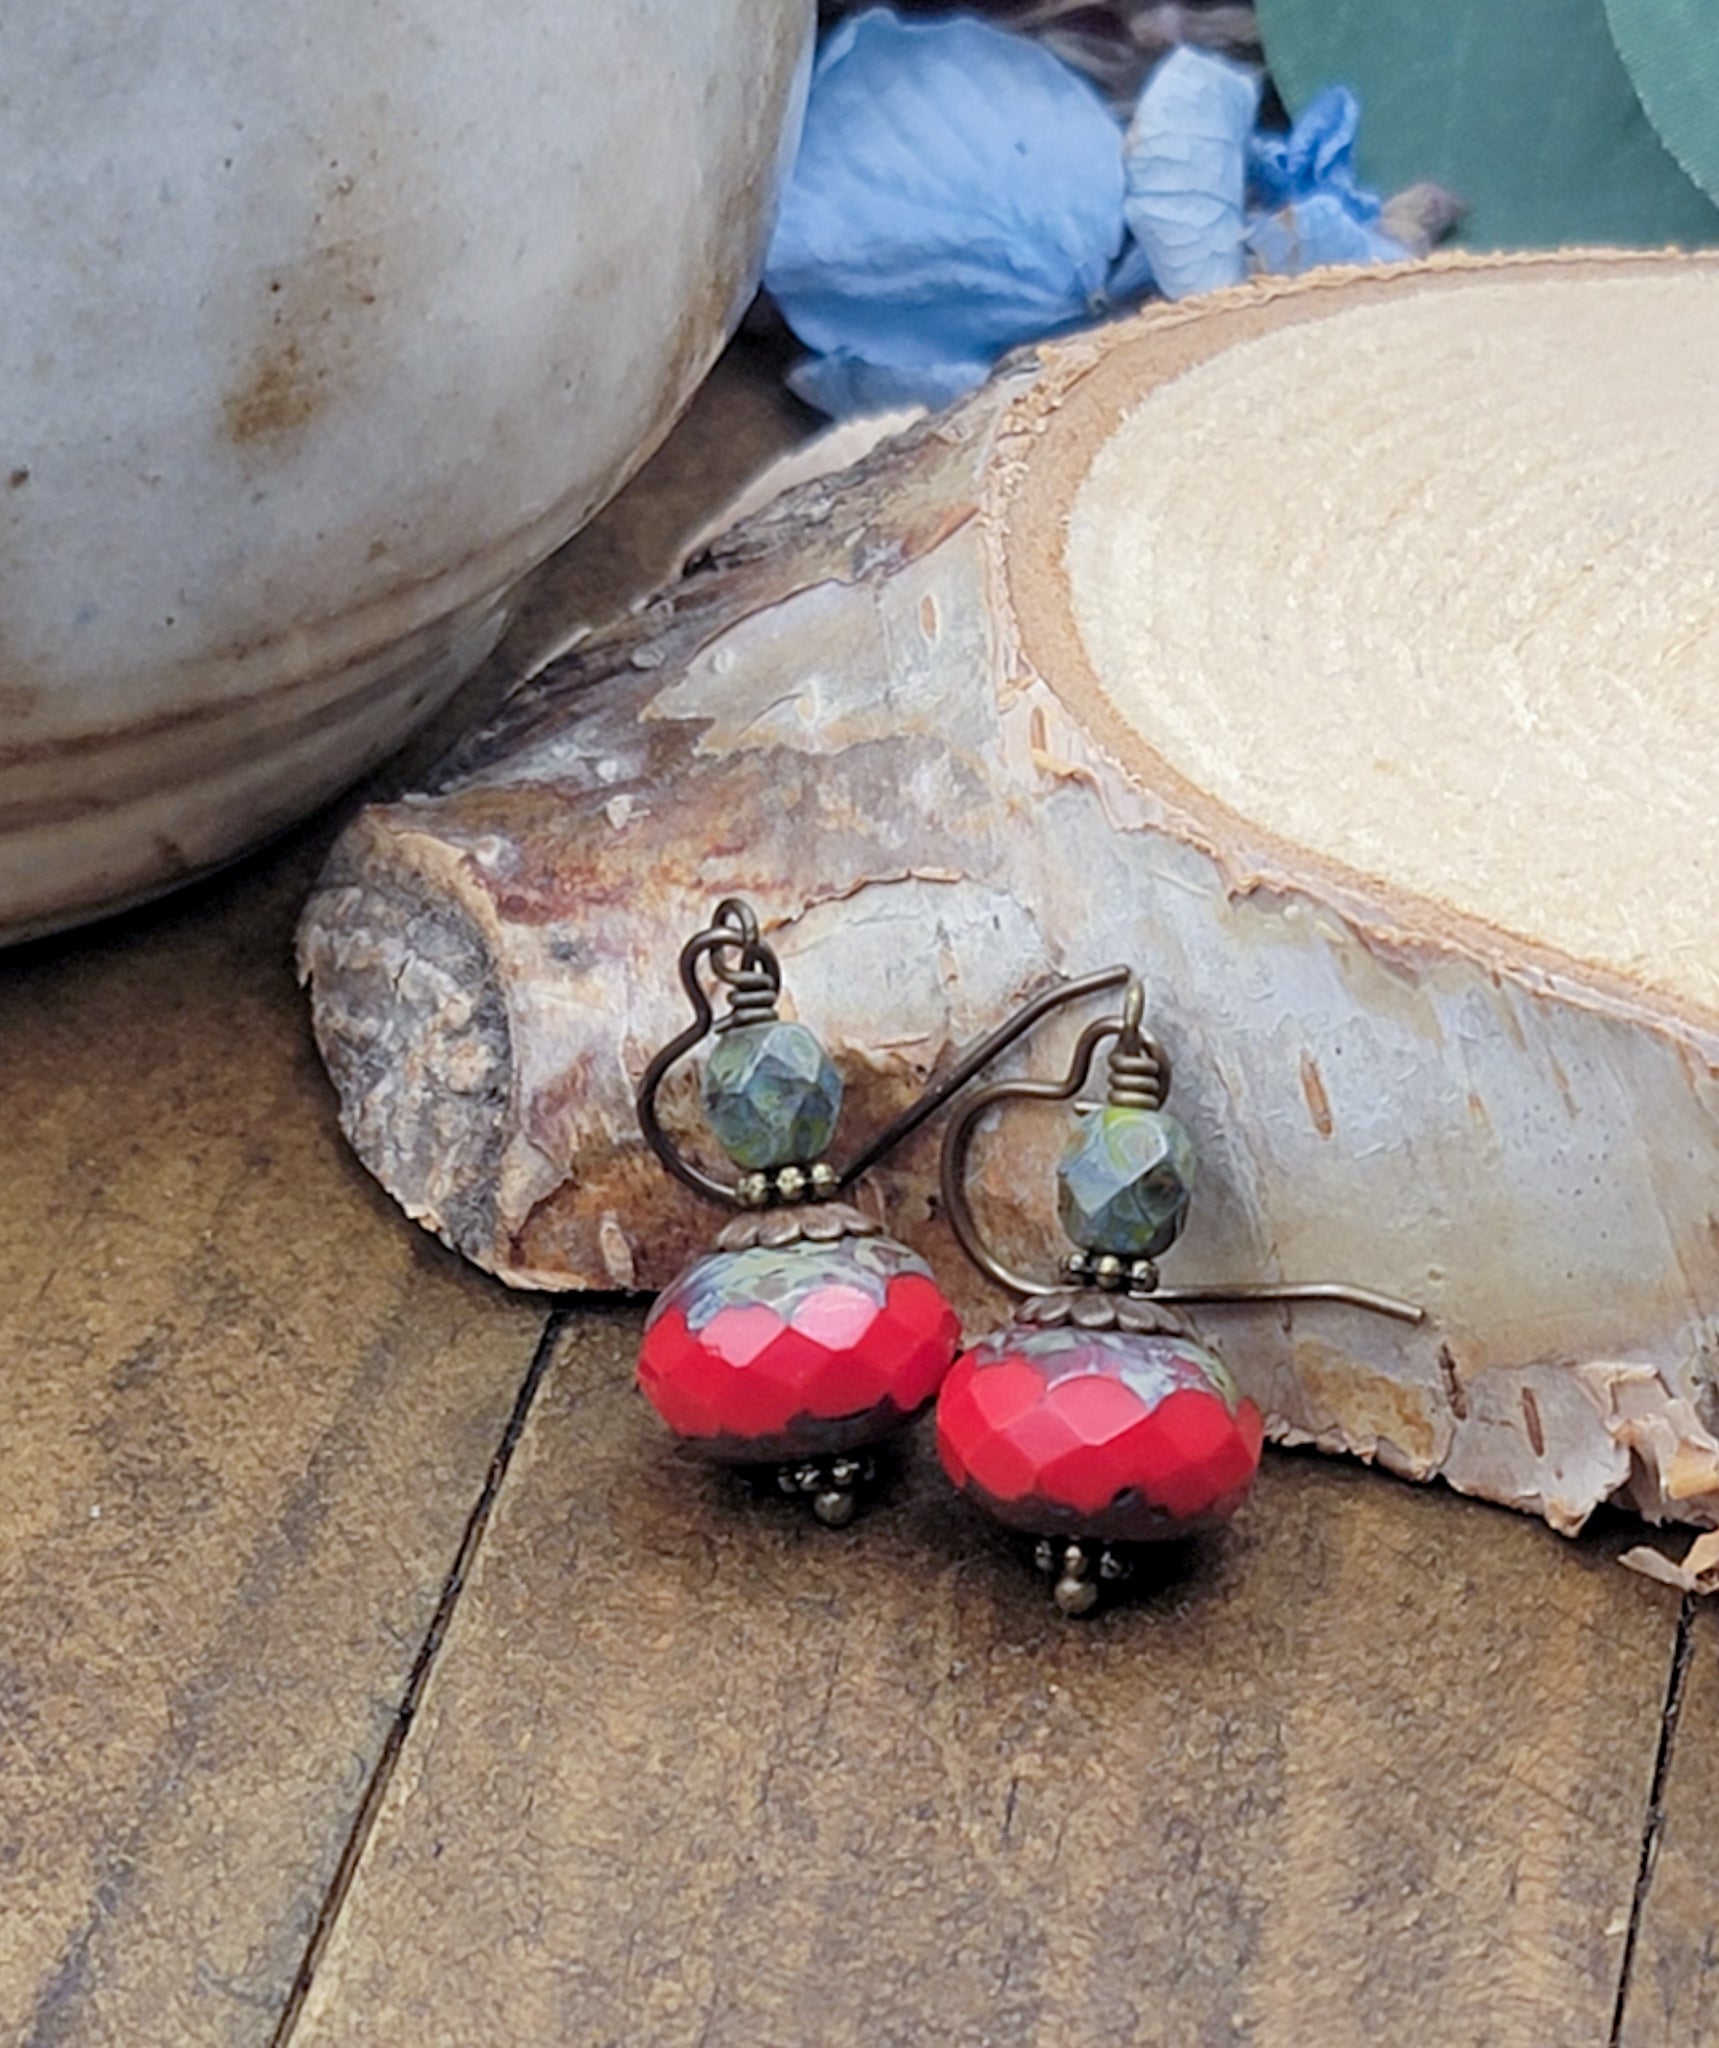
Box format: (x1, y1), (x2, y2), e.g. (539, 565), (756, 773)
(299, 250), (1719, 1537)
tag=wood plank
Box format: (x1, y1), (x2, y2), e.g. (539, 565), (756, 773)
(0, 340), (810, 2048)
(292, 1311), (1680, 2048)
(1617, 1602), (1718, 2048)
(0, 844), (550, 2047)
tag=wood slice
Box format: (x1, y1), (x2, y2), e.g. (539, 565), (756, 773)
(299, 250), (1719, 1537)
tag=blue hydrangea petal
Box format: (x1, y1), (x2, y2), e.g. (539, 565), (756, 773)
(765, 9), (1127, 378)
(1249, 85), (1382, 225)
(1244, 193), (1410, 276)
(1122, 47), (1260, 300)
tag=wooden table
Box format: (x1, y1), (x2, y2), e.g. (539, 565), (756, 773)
(3, 343), (1713, 2048)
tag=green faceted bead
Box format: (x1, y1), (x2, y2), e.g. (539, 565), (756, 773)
(1056, 1105), (1195, 1258)
(701, 1019), (843, 1171)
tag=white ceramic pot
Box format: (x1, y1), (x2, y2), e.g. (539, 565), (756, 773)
(0, 0), (812, 939)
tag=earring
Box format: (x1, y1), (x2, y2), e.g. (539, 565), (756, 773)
(633, 898), (1125, 1527)
(934, 974), (1422, 1614)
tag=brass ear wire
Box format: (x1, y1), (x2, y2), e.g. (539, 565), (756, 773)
(634, 897), (1135, 1212)
(941, 1010), (1127, 1296)
(940, 971), (1424, 1326)
(834, 964), (1132, 1187)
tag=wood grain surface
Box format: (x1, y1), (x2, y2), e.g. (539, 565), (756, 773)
(290, 1313), (1681, 2048)
(0, 340), (1703, 2048)
(1618, 1601), (1716, 2048)
(0, 845), (549, 2047)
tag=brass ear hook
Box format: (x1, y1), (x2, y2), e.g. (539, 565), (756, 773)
(940, 971), (1424, 1325)
(834, 965), (1132, 1188)
(941, 1012), (1128, 1295)
(634, 897), (1134, 1211)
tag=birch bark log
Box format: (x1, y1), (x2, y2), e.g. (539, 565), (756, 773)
(299, 251), (1719, 1537)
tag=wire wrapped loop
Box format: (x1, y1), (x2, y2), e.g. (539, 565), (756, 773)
(1105, 979), (1170, 1110)
(707, 898), (781, 1031)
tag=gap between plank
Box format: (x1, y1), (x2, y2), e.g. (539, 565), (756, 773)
(269, 1306), (570, 2047)
(1607, 1591), (1696, 2048)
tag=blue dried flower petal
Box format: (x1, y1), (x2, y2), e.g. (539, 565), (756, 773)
(1244, 193), (1409, 275)
(765, 8), (1127, 410)
(1122, 46), (1260, 301)
(1249, 85), (1382, 225)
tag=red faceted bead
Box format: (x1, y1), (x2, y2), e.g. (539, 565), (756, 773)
(638, 1234), (961, 1463)
(936, 1325), (1263, 1541)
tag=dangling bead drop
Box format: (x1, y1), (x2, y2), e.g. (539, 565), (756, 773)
(935, 984), (1264, 1611)
(635, 903), (960, 1526)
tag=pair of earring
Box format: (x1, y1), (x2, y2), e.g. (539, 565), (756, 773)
(633, 899), (1419, 1616)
